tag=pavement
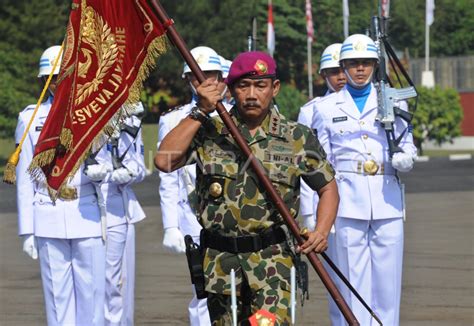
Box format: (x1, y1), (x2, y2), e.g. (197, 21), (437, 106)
(0, 158), (473, 325)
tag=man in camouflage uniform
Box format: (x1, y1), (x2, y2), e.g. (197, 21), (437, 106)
(155, 51), (339, 325)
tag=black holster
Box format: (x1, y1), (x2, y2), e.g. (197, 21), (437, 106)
(184, 235), (208, 299)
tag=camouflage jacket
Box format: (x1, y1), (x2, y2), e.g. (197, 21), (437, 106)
(187, 106), (335, 294)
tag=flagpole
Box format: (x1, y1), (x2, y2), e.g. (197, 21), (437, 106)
(307, 37), (313, 99)
(343, 0), (349, 38)
(425, 19), (429, 72)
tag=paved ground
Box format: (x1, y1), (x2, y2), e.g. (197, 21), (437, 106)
(0, 159), (473, 325)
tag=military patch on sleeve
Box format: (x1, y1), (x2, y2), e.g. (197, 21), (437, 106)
(408, 124), (414, 133)
(141, 144), (145, 155)
(106, 143), (113, 152)
(332, 116), (348, 123)
(35, 126), (43, 132)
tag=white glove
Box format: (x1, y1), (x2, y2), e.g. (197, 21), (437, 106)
(302, 214), (316, 231)
(22, 234), (38, 260)
(163, 227), (186, 254)
(391, 152), (415, 172)
(85, 164), (111, 181)
(110, 167), (135, 184)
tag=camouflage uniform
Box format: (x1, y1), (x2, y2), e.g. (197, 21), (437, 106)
(187, 106), (335, 325)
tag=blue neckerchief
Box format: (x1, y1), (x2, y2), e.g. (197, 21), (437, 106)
(347, 83), (371, 113)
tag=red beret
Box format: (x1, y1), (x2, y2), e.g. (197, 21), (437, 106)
(225, 51), (277, 86)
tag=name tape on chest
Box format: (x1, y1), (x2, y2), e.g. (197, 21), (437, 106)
(332, 116), (348, 123)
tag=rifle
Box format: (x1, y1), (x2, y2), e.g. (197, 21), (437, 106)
(370, 3), (418, 157)
(149, 1), (359, 325)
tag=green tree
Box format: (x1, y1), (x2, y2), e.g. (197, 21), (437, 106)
(0, 0), (69, 137)
(412, 86), (463, 153)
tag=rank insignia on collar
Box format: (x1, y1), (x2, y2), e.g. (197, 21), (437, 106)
(332, 116), (348, 123)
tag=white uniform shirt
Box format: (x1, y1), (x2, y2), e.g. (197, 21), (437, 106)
(297, 91), (331, 218)
(157, 100), (232, 236)
(15, 97), (103, 238)
(297, 96), (322, 218)
(95, 115), (147, 227)
(312, 84), (417, 220)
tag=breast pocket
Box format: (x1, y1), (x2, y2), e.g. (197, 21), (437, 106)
(264, 161), (297, 206)
(330, 120), (360, 137)
(200, 147), (239, 204)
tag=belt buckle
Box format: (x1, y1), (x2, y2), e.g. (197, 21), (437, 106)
(59, 186), (78, 200)
(363, 160), (379, 175)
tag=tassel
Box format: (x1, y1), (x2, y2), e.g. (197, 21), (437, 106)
(2, 148), (20, 185)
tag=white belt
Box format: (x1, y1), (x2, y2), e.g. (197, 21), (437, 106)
(37, 183), (97, 200)
(336, 160), (396, 176)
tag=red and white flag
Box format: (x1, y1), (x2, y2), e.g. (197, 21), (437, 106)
(306, 0), (314, 43)
(426, 0), (435, 26)
(267, 0), (275, 57)
(381, 0), (390, 18)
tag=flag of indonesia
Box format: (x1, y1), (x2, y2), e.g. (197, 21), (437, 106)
(267, 0), (275, 57)
(306, 0), (314, 43)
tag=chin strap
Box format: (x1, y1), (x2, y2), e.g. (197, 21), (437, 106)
(344, 68), (374, 88)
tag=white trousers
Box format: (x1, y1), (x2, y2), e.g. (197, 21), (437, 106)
(105, 224), (128, 326)
(121, 224), (136, 326)
(37, 237), (106, 326)
(324, 231), (346, 326)
(333, 217), (404, 326)
(104, 223), (136, 326)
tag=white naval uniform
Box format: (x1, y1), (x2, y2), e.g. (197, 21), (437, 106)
(157, 100), (232, 326)
(15, 97), (106, 326)
(95, 116), (146, 326)
(312, 84), (416, 326)
(298, 92), (343, 325)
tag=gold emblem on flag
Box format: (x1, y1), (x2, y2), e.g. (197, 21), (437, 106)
(75, 1), (119, 105)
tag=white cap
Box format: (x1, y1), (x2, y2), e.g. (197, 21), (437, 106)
(339, 34), (378, 61)
(319, 43), (342, 73)
(219, 56), (232, 78)
(182, 46), (222, 78)
(38, 45), (62, 77)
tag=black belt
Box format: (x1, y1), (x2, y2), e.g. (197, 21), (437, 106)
(201, 226), (287, 254)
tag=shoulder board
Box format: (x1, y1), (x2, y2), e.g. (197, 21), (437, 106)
(20, 104), (36, 113)
(160, 105), (180, 116)
(300, 96), (323, 110)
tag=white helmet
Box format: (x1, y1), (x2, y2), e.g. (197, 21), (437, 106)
(319, 43), (342, 73)
(339, 34), (378, 62)
(38, 45), (63, 77)
(219, 56), (232, 78)
(182, 46), (222, 78)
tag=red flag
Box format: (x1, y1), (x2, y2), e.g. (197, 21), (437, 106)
(267, 0), (275, 57)
(29, 0), (167, 195)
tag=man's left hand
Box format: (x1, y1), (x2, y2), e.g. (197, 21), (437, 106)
(297, 229), (328, 254)
(391, 152), (415, 172)
(111, 167), (136, 184)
